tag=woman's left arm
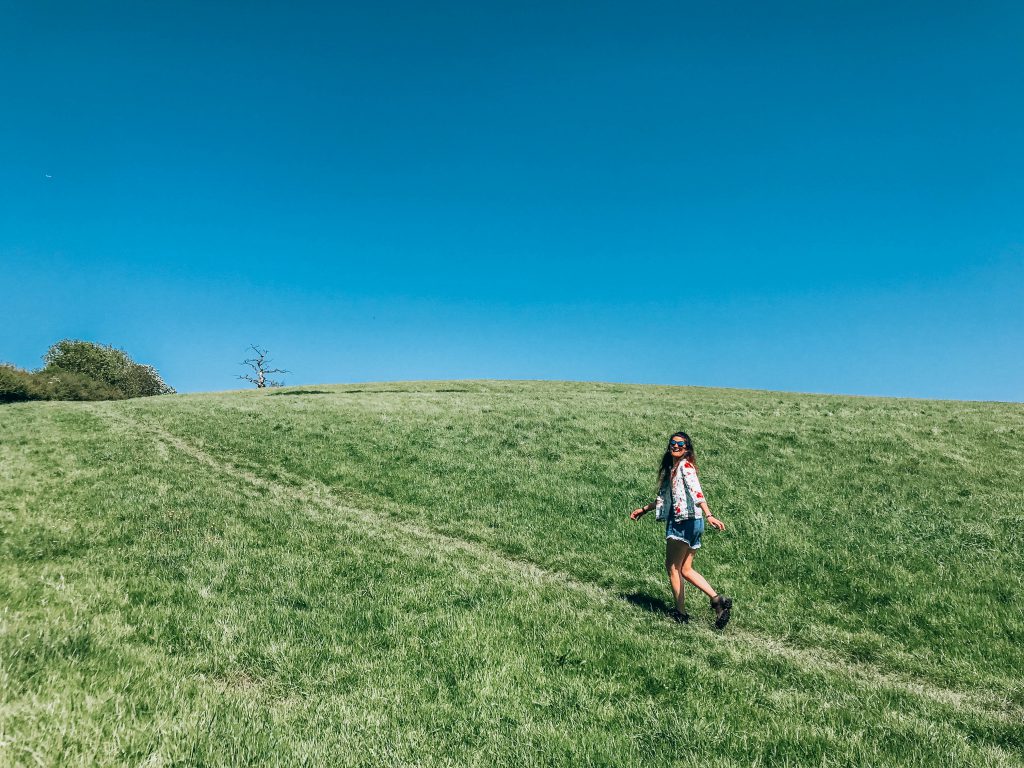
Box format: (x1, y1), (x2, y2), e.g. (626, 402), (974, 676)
(682, 463), (724, 530)
(702, 501), (726, 531)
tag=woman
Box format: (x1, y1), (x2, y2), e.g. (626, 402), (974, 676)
(630, 431), (733, 628)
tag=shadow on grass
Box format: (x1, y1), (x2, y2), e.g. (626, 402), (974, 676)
(269, 390), (331, 396)
(620, 591), (673, 618)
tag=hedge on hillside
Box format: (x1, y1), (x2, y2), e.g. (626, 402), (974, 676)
(0, 340), (175, 403)
(0, 365), (42, 403)
(43, 340), (174, 398)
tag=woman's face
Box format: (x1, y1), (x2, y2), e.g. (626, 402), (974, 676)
(668, 436), (688, 460)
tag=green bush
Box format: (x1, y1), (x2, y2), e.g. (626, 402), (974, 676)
(43, 340), (134, 388)
(119, 362), (175, 398)
(1, 341), (175, 403)
(42, 339), (175, 398)
(36, 367), (128, 401)
(0, 364), (43, 403)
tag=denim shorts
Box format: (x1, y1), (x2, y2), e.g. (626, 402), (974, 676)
(666, 516), (704, 548)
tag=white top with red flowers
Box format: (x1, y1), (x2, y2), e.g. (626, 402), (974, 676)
(654, 460), (706, 522)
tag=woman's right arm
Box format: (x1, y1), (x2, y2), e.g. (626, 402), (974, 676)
(630, 502), (654, 520)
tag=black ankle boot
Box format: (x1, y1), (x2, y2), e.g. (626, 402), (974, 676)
(710, 595), (733, 630)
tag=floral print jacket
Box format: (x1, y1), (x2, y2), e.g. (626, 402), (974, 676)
(654, 460), (707, 522)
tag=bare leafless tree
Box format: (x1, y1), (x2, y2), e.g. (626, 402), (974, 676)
(238, 345), (289, 388)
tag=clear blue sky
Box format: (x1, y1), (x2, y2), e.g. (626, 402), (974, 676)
(2, 1), (1021, 401)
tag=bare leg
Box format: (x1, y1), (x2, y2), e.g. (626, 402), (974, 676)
(665, 539), (689, 614)
(680, 549), (718, 601)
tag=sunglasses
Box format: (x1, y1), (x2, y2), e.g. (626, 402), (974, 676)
(669, 440), (688, 449)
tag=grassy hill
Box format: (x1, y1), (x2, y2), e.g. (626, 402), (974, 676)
(1, 381), (1022, 767)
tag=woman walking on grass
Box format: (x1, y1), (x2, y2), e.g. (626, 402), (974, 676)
(630, 431), (733, 628)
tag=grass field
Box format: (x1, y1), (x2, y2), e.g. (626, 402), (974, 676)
(1, 380), (1022, 766)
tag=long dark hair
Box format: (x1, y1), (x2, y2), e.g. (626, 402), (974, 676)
(657, 431), (697, 487)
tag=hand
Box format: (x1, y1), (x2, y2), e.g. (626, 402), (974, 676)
(707, 515), (726, 531)
(630, 507), (647, 520)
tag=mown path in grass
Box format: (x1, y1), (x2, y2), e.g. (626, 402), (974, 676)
(1, 383), (1022, 766)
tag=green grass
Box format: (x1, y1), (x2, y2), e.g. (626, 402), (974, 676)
(1, 380), (1022, 766)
